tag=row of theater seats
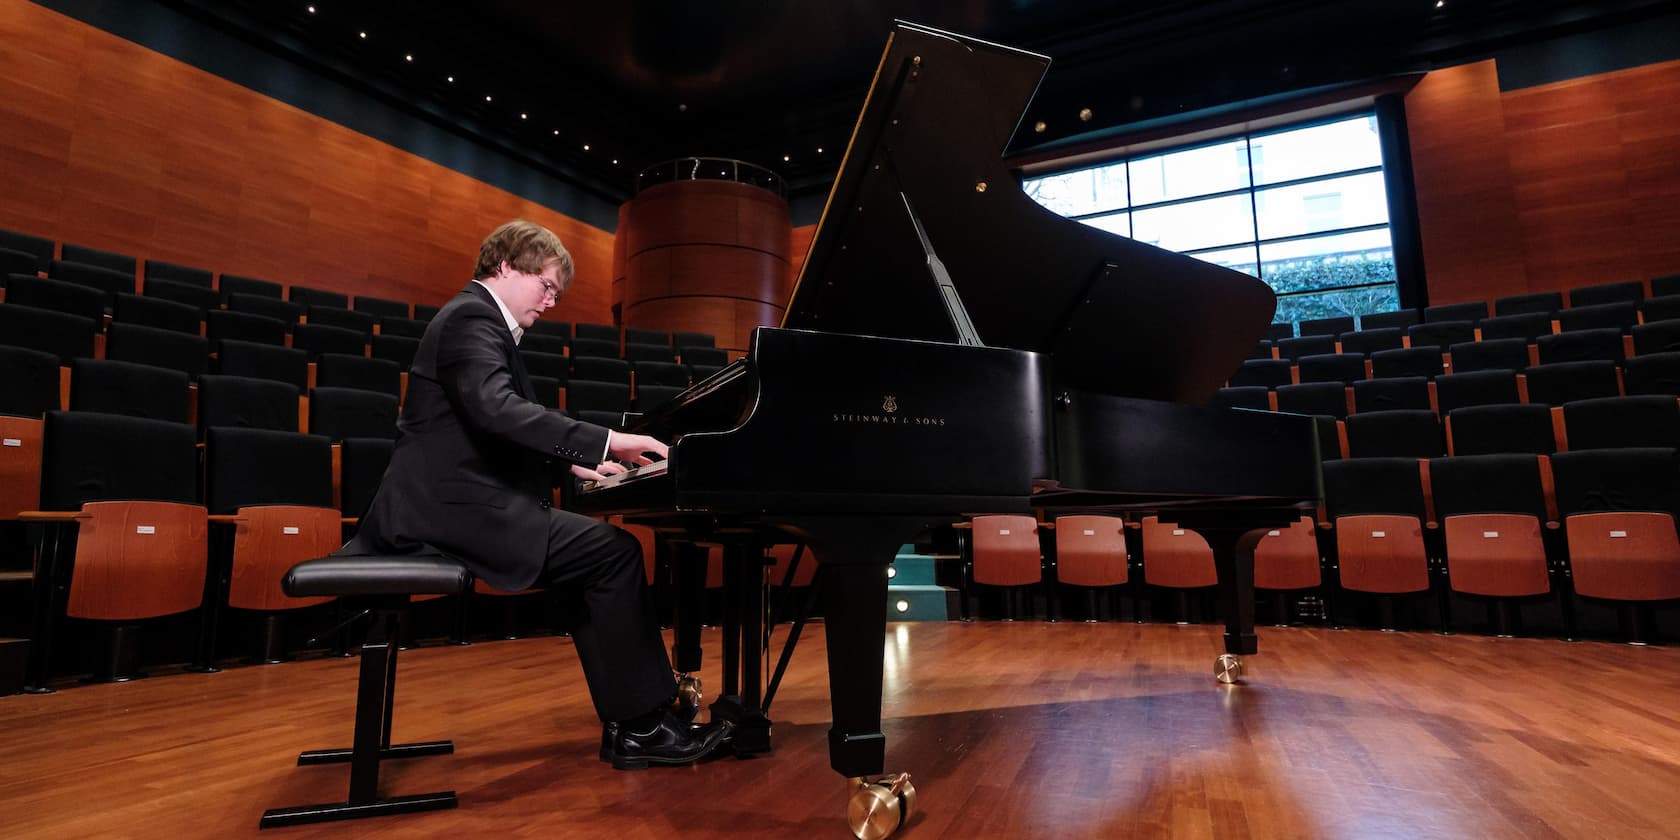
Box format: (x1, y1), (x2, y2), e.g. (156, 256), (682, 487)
(965, 445), (1680, 641)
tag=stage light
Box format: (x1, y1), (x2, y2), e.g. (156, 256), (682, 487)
(894, 599), (910, 613)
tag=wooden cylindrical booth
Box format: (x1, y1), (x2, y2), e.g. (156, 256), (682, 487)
(614, 161), (794, 355)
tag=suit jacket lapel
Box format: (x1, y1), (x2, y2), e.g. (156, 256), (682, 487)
(464, 283), (536, 400)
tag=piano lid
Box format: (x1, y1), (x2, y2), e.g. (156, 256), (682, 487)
(781, 21), (1277, 405)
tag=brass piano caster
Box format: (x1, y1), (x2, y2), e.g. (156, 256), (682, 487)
(672, 673), (703, 723)
(847, 773), (917, 840)
(1214, 653), (1245, 685)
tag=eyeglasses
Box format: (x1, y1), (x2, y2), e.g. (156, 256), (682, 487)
(532, 272), (562, 303)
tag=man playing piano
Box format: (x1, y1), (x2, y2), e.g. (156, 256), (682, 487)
(345, 219), (730, 769)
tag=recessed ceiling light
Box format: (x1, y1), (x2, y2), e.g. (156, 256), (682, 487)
(520, 113), (527, 120)
(583, 144), (590, 151)
(404, 54), (413, 62)
(306, 5), (316, 13)
(611, 159), (618, 165)
(358, 31), (367, 39)
(1435, 0), (1444, 6)
(485, 95), (492, 102)
(446, 75), (454, 83)
(782, 155), (790, 162)
(816, 147), (823, 154)
(552, 129), (559, 136)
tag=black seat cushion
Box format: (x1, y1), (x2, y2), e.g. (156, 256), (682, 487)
(283, 554), (473, 598)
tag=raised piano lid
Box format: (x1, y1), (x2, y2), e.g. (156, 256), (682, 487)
(782, 21), (1277, 406)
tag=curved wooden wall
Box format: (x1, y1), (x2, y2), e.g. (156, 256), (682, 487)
(0, 2), (614, 323)
(615, 180), (792, 353)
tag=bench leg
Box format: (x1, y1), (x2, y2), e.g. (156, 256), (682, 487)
(260, 608), (456, 829)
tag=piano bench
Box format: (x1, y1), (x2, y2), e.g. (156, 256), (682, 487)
(259, 553), (473, 830)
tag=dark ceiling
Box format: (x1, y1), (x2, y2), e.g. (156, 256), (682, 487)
(161, 0), (1672, 205)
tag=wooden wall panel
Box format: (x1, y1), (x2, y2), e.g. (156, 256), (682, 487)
(618, 180), (792, 352)
(790, 223), (817, 289)
(1404, 61), (1531, 305)
(0, 2), (613, 325)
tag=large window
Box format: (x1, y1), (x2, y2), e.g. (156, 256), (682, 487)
(1024, 113), (1396, 324)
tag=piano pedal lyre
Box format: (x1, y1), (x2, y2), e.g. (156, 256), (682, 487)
(1215, 653), (1245, 684)
(847, 773), (917, 840)
(672, 672), (703, 722)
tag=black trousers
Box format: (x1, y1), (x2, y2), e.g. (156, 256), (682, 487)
(537, 509), (675, 723)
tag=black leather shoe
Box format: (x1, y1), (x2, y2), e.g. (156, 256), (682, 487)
(604, 712), (731, 770)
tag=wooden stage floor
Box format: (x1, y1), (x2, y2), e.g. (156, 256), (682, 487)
(5, 620), (1679, 839)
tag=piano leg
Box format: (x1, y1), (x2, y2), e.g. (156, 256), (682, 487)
(710, 540), (772, 756)
(1201, 526), (1269, 684)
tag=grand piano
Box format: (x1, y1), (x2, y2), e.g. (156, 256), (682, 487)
(577, 20), (1321, 839)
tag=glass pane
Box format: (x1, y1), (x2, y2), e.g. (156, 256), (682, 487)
(1250, 115), (1383, 185)
(1023, 163), (1127, 217)
(1080, 211), (1130, 238)
(1254, 172), (1390, 241)
(1129, 139), (1250, 205)
(1185, 245), (1259, 277)
(1260, 229), (1396, 317)
(1274, 285), (1400, 324)
(1130, 193), (1253, 253)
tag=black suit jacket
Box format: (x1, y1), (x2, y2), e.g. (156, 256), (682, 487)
(344, 283), (609, 590)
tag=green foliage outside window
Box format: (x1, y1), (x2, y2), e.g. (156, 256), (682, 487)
(1264, 250), (1397, 323)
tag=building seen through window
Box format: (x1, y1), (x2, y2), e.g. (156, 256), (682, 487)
(1024, 113), (1396, 325)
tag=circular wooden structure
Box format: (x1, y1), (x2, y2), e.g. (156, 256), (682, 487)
(614, 176), (793, 354)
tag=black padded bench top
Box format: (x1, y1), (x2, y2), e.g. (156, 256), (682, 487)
(283, 555), (473, 598)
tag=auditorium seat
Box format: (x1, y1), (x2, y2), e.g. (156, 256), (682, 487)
(520, 350), (570, 383)
(50, 260), (132, 308)
(963, 514), (1047, 620)
(1353, 377), (1431, 413)
(1568, 279), (1643, 308)
(635, 384), (685, 412)
(59, 243), (135, 275)
(1425, 301), (1489, 323)
(1050, 515), (1129, 621)
(141, 276), (221, 314)
(571, 356), (630, 386)
(1406, 320), (1475, 351)
(1640, 294), (1680, 325)
(1276, 335), (1337, 361)
(569, 337), (619, 358)
(377, 316), (428, 338)
(1653, 274), (1680, 298)
(351, 295), (409, 319)
(207, 309), (288, 347)
(1428, 453), (1558, 636)
(1523, 360), (1620, 405)
(202, 426), (340, 664)
(1434, 370), (1521, 414)
(226, 293), (303, 331)
(1556, 301), (1637, 334)
(216, 339), (308, 390)
(1338, 327), (1404, 356)
(5, 276), (104, 325)
(23, 411), (205, 688)
(624, 327), (670, 347)
(1344, 410), (1443, 458)
(527, 375), (562, 410)
(2, 249), (37, 278)
(1370, 347), (1443, 379)
(1478, 312), (1554, 342)
(566, 380), (631, 421)
(1139, 516), (1217, 622)
(197, 375), (300, 435)
(288, 285), (349, 310)
(1229, 359), (1291, 389)
(520, 334), (569, 357)
(0, 346), (58, 522)
(1298, 316), (1354, 337)
(1623, 352), (1680, 396)
(370, 335), (420, 370)
(672, 331), (716, 350)
(307, 305), (375, 340)
(105, 322), (209, 381)
(1245, 339), (1274, 360)
(315, 353), (401, 399)
(413, 303), (440, 321)
(680, 346), (730, 367)
(527, 319), (570, 339)
(1631, 320), (1680, 356)
(308, 387), (398, 440)
(1297, 353), (1365, 385)
(574, 322), (618, 343)
(1446, 338), (1529, 374)
(1537, 328), (1624, 364)
(143, 259), (213, 289)
(623, 342), (677, 363)
(1550, 447), (1680, 641)
(69, 358), (190, 423)
(1253, 514), (1326, 626)
(0, 227), (54, 273)
(632, 360), (690, 389)
(0, 304), (96, 363)
(218, 274), (283, 300)
(1359, 309), (1419, 331)
(689, 364), (725, 382)
(1276, 381), (1348, 419)
(1562, 395), (1680, 451)
(293, 323), (367, 359)
(1321, 457), (1437, 629)
(1445, 404), (1555, 456)
(1210, 386), (1269, 411)
(113, 293), (200, 335)
(1494, 291), (1563, 317)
